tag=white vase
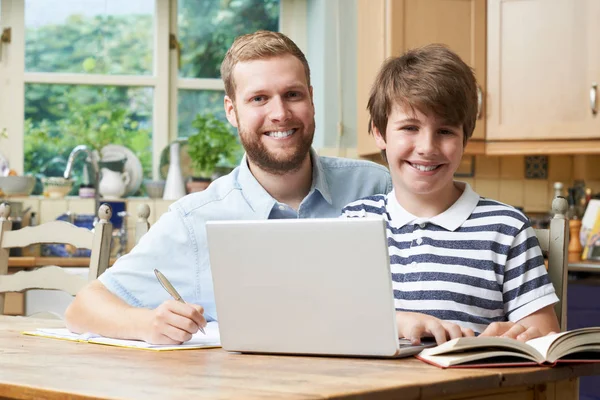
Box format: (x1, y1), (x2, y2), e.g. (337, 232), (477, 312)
(163, 142), (186, 200)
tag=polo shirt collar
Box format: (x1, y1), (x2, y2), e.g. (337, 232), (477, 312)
(236, 148), (332, 215)
(386, 182), (480, 231)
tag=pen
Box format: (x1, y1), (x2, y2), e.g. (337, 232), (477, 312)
(154, 268), (206, 335)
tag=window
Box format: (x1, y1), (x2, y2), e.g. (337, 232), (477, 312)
(0, 0), (292, 194)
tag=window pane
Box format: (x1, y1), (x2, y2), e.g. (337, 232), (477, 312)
(24, 84), (153, 195)
(25, 0), (154, 75)
(178, 0), (280, 79)
(177, 89), (228, 138)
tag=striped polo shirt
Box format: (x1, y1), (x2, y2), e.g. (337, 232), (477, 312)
(341, 182), (558, 334)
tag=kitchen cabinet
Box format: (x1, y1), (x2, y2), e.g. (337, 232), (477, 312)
(487, 0), (600, 143)
(356, 0), (486, 157)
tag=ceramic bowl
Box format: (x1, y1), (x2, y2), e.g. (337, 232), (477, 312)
(144, 179), (166, 199)
(0, 176), (36, 196)
(42, 177), (74, 199)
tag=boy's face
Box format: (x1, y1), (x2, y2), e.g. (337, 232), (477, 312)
(373, 103), (464, 201)
(224, 54), (315, 175)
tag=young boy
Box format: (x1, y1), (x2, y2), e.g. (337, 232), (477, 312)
(343, 44), (559, 345)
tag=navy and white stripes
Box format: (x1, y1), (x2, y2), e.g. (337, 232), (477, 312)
(341, 183), (558, 334)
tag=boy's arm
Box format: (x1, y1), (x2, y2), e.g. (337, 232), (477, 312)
(479, 304), (559, 341)
(65, 280), (207, 345)
(396, 311), (475, 345)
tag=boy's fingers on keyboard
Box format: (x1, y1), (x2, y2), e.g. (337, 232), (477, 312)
(516, 326), (542, 342)
(500, 323), (526, 339)
(426, 321), (449, 345)
(480, 321), (512, 337)
(461, 327), (475, 337)
(442, 322), (463, 340)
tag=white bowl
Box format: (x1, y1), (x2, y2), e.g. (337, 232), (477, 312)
(42, 177), (74, 199)
(0, 176), (36, 196)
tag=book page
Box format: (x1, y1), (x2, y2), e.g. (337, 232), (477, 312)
(418, 349), (540, 368)
(23, 322), (221, 351)
(419, 336), (544, 363)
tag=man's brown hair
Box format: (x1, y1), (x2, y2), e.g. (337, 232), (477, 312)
(221, 30), (311, 101)
(367, 44), (478, 146)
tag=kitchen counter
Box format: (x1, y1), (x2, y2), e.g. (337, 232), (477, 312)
(8, 256), (115, 269)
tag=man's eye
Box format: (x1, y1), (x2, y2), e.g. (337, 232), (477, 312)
(286, 91), (301, 98)
(251, 96), (266, 102)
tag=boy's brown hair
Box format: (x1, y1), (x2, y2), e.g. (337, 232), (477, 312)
(367, 44), (478, 148)
(221, 30), (311, 101)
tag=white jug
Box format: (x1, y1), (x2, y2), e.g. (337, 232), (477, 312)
(99, 167), (130, 199)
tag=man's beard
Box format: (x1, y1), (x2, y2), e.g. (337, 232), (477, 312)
(237, 119), (315, 176)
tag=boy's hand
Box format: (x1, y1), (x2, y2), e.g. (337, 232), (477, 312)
(142, 300), (206, 345)
(479, 321), (554, 342)
(396, 311), (474, 345)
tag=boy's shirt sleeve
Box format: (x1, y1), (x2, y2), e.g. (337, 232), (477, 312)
(502, 221), (559, 322)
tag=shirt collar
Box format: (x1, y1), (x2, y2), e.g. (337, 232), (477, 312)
(386, 182), (480, 231)
(236, 148), (333, 215)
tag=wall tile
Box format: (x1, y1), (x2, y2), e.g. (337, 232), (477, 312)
(500, 156), (525, 179)
(475, 155), (500, 178)
(573, 155), (600, 181)
(474, 178), (500, 199)
(525, 156), (548, 179)
(548, 155), (573, 182)
(524, 180), (550, 212)
(498, 179), (524, 208)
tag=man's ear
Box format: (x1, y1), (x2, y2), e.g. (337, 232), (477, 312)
(224, 96), (238, 128)
(371, 122), (387, 151)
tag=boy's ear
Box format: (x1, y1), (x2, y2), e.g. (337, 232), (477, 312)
(224, 96), (238, 128)
(371, 122), (387, 151)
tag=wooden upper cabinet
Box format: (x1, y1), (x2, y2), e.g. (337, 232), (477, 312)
(357, 0), (487, 157)
(487, 0), (600, 141)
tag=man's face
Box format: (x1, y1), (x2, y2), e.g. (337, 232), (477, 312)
(225, 54), (315, 175)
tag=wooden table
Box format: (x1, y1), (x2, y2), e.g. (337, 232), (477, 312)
(0, 317), (599, 399)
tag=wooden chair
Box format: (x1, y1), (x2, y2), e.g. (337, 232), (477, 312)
(135, 203), (151, 245)
(534, 196), (569, 331)
(0, 203), (113, 317)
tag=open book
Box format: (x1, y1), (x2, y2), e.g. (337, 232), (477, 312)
(417, 327), (600, 368)
(23, 321), (220, 351)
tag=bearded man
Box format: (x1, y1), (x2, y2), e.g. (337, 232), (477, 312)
(65, 31), (391, 344)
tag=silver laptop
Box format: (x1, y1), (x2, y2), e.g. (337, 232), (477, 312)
(206, 217), (434, 358)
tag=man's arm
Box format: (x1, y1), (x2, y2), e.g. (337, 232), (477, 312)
(65, 280), (206, 345)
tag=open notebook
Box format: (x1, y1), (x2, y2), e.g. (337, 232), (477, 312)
(23, 322), (221, 351)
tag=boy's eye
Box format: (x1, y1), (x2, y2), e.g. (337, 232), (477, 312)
(439, 129), (456, 135)
(401, 125), (418, 131)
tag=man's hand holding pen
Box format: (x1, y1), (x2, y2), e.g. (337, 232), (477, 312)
(141, 300), (207, 345)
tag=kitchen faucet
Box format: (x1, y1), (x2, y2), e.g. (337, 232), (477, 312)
(64, 145), (100, 214)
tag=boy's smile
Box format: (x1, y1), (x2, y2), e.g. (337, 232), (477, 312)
(373, 103), (464, 216)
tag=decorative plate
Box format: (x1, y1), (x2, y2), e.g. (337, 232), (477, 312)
(100, 145), (144, 196)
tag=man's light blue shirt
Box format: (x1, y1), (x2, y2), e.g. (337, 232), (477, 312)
(99, 149), (391, 320)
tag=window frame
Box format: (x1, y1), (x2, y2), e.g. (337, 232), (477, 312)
(0, 0), (303, 179)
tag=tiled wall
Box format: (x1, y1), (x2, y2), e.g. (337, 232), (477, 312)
(457, 155), (600, 213)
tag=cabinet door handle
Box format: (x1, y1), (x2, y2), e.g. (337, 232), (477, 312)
(591, 83), (598, 116)
(476, 85), (483, 120)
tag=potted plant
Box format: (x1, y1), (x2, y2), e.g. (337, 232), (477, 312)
(186, 113), (241, 193)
